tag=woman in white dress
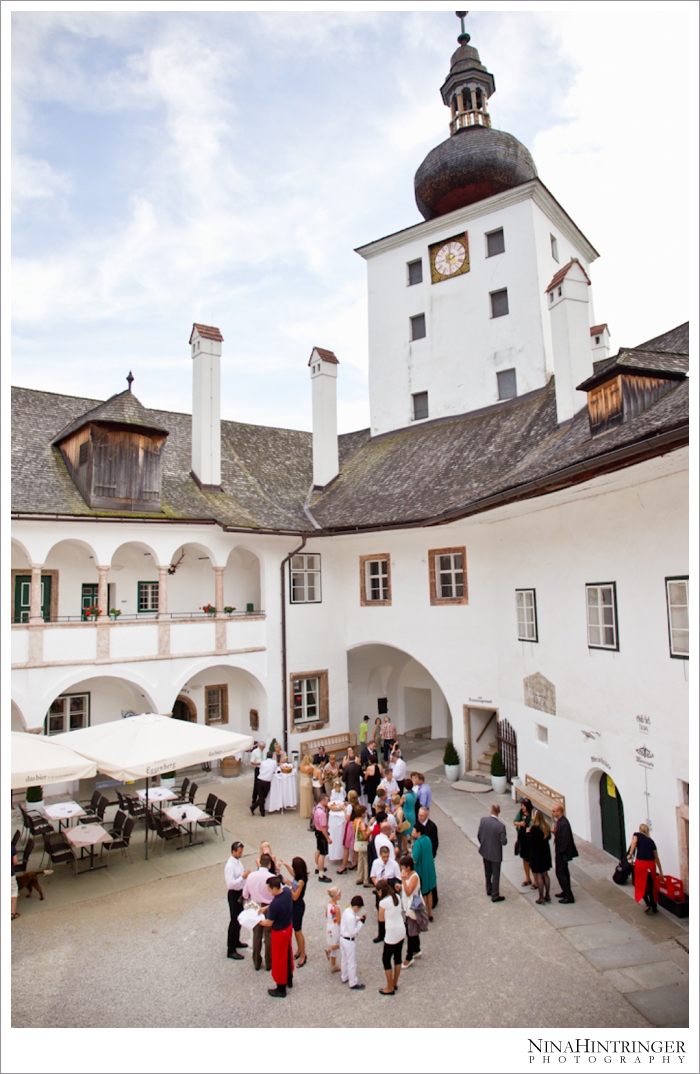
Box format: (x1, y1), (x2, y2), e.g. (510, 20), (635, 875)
(325, 886), (342, 973)
(328, 780), (348, 862)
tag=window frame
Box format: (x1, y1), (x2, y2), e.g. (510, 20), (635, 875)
(412, 391), (429, 421)
(289, 669), (329, 732)
(516, 588), (538, 643)
(359, 554), (392, 606)
(204, 684), (229, 725)
(429, 547), (468, 606)
(407, 259), (423, 286)
(585, 582), (619, 651)
(410, 313), (426, 341)
(289, 553), (322, 604)
(490, 288), (509, 318)
(497, 368), (517, 400)
(550, 234), (559, 263)
(138, 580), (159, 614)
(485, 228), (505, 257)
(665, 576), (689, 659)
(45, 692), (91, 736)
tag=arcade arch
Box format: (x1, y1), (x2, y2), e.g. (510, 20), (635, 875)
(347, 643), (452, 740)
(174, 662), (267, 737)
(43, 674), (157, 735)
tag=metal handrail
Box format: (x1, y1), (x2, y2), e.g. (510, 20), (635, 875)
(13, 610), (265, 625)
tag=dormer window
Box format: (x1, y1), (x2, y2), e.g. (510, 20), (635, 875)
(550, 234), (559, 262)
(595, 335), (601, 345)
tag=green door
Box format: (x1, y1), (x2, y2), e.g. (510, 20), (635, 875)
(13, 575), (51, 623)
(599, 772), (626, 860)
(81, 583), (99, 620)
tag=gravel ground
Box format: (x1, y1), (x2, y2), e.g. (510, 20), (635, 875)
(11, 773), (650, 1029)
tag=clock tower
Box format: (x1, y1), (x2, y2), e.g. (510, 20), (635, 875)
(357, 13), (599, 438)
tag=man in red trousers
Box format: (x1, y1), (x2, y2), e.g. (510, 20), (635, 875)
(261, 875), (294, 998)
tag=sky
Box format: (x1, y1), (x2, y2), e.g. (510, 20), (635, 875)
(8, 2), (696, 434)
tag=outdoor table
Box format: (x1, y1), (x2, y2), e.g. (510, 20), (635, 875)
(66, 823), (112, 872)
(137, 787), (177, 810)
(44, 801), (86, 832)
(266, 767), (298, 813)
(164, 804), (208, 848)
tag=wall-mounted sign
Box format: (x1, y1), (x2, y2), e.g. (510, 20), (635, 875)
(468, 697), (493, 705)
(635, 745), (654, 769)
(636, 714), (651, 734)
(590, 755), (611, 770)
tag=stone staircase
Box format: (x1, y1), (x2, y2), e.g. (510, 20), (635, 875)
(462, 737), (498, 784)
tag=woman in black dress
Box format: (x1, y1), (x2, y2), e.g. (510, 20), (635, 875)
(513, 797), (535, 889)
(528, 810), (553, 904)
(280, 856), (308, 966)
(363, 760), (382, 812)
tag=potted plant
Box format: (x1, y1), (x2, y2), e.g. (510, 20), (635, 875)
(200, 603), (216, 616)
(109, 608), (122, 620)
(443, 741), (461, 782)
(161, 770), (176, 788)
(224, 606), (236, 615)
(26, 784), (44, 810)
(490, 751), (508, 794)
(84, 604), (102, 620)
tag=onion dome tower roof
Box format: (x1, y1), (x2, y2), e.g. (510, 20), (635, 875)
(414, 13), (537, 221)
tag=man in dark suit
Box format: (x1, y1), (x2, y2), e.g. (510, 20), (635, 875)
(417, 806), (439, 908)
(360, 741), (377, 769)
(342, 758), (363, 797)
(552, 802), (577, 903)
(477, 803), (508, 902)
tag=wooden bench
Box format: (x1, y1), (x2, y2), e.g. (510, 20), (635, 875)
(514, 775), (565, 818)
(299, 732), (357, 758)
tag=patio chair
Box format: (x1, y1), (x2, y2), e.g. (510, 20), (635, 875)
(171, 777), (190, 804)
(80, 790), (102, 815)
(19, 803), (55, 840)
(126, 796), (147, 822)
(197, 798), (227, 841)
(12, 829), (22, 848)
(201, 793), (217, 817)
(187, 781), (199, 804)
(15, 837), (35, 874)
(41, 832), (77, 875)
(108, 810), (127, 838)
(151, 812), (185, 855)
(80, 793), (110, 825)
(104, 818), (136, 864)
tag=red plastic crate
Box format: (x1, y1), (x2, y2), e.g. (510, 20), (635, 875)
(659, 876), (685, 902)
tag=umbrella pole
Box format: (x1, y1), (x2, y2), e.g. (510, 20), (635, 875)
(144, 775), (150, 860)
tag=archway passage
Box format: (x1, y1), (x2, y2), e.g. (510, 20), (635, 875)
(172, 695), (197, 722)
(347, 644), (451, 740)
(599, 773), (626, 859)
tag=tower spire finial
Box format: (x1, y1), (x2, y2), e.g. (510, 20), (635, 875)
(126, 371), (134, 392)
(456, 10), (470, 45)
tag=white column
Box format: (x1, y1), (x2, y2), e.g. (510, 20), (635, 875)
(548, 262), (593, 423)
(29, 565), (44, 624)
(97, 566), (110, 618)
(310, 348), (339, 489)
(157, 567), (169, 619)
(191, 326), (222, 489)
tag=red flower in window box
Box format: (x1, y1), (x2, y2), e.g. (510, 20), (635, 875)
(200, 603), (216, 615)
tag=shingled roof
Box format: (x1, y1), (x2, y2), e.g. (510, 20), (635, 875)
(51, 389), (168, 444)
(12, 322), (688, 533)
(578, 322), (689, 391)
(545, 257), (591, 293)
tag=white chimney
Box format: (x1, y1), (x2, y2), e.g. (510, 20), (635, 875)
(546, 259), (593, 423)
(190, 323), (223, 490)
(590, 323), (611, 361)
(309, 347), (339, 489)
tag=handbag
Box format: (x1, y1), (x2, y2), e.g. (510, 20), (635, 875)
(414, 906), (429, 932)
(613, 855), (633, 886)
(397, 820), (411, 834)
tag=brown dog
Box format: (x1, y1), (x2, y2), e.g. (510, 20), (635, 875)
(16, 870), (53, 900)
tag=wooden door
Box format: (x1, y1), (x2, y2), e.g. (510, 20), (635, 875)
(599, 773), (626, 859)
(81, 583), (99, 619)
(14, 575), (51, 622)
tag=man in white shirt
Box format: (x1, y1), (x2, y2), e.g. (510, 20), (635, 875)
(391, 749), (407, 793)
(224, 841), (250, 959)
(251, 753), (277, 817)
(380, 772), (399, 797)
(374, 822), (395, 860)
(339, 896), (366, 990)
(249, 741), (266, 807)
(243, 853), (274, 971)
(370, 846), (400, 943)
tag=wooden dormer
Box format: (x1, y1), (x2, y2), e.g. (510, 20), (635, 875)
(52, 383), (168, 512)
(577, 348), (688, 437)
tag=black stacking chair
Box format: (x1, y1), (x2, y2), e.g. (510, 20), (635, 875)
(41, 832), (76, 874)
(187, 781), (199, 804)
(171, 777), (190, 804)
(12, 829), (22, 848)
(15, 837), (35, 874)
(197, 798), (227, 841)
(19, 802), (54, 839)
(105, 818), (136, 864)
(108, 810), (127, 838)
(80, 793), (109, 826)
(151, 812), (184, 855)
(201, 793), (217, 817)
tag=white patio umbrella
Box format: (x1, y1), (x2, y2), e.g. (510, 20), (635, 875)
(54, 714), (254, 857)
(11, 731), (97, 790)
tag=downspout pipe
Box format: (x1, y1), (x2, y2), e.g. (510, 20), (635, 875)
(280, 536), (307, 755)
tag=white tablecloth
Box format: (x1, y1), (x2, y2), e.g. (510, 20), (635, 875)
(165, 804), (207, 825)
(66, 823), (112, 849)
(138, 787), (177, 804)
(44, 801), (86, 824)
(265, 769), (298, 812)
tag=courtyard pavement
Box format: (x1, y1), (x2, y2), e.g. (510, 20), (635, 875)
(10, 748), (688, 1029)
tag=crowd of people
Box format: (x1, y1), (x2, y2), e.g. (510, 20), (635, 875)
(225, 721), (439, 998)
(226, 720), (666, 1000)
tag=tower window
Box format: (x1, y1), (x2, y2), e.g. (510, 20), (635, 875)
(550, 234), (559, 262)
(497, 368), (517, 400)
(412, 392), (429, 421)
(486, 229), (505, 257)
(410, 314), (426, 341)
(490, 289), (509, 318)
(407, 260), (423, 286)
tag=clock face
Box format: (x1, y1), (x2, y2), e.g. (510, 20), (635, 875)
(429, 232), (470, 283)
(435, 241), (466, 276)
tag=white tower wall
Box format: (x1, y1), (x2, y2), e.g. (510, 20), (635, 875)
(548, 265), (593, 424)
(310, 350), (339, 488)
(191, 328), (222, 489)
